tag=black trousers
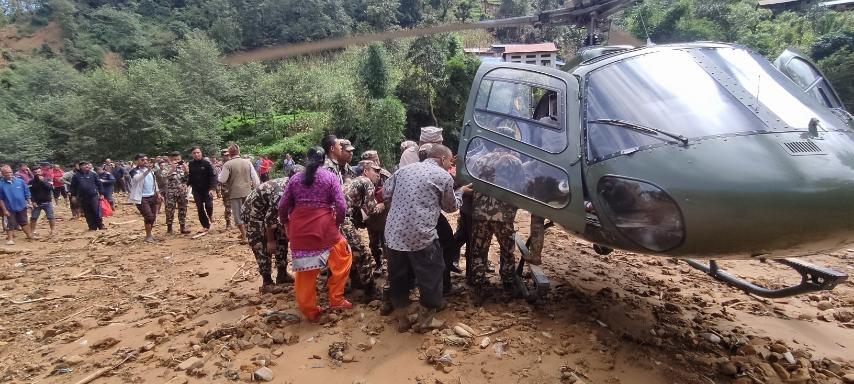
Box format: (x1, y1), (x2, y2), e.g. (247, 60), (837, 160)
(387, 239), (445, 309)
(192, 189), (214, 229)
(437, 214), (455, 292)
(80, 195), (102, 230)
(453, 210), (473, 278)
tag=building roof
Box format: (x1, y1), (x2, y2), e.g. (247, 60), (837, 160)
(498, 43), (558, 54)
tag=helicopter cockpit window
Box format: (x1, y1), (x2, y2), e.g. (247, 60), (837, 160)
(703, 48), (846, 130)
(585, 50), (764, 161)
(782, 57), (842, 109)
(473, 69), (567, 153)
(466, 137), (570, 208)
(701, 48), (846, 131)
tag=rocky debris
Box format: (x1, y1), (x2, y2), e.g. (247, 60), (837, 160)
(89, 337), (119, 350)
(833, 308), (853, 323)
(328, 341), (349, 361)
(177, 356), (203, 371)
(253, 366), (274, 381)
(452, 325), (472, 338)
(479, 337), (490, 349)
(842, 373), (854, 384)
(62, 355), (84, 365)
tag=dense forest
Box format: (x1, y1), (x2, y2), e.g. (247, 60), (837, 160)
(0, 0), (851, 165)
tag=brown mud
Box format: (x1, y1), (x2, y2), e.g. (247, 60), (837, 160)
(0, 198), (851, 384)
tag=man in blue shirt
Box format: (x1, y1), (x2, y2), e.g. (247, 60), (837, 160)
(0, 164), (36, 245)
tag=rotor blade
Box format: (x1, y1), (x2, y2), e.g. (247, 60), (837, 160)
(222, 0), (636, 64)
(223, 16), (538, 65)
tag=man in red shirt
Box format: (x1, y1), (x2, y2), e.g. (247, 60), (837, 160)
(48, 164), (67, 206)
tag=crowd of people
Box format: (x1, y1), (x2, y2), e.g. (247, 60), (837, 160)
(0, 125), (525, 331)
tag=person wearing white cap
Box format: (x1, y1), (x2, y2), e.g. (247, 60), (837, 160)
(398, 126), (443, 169)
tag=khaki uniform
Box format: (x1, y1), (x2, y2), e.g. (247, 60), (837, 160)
(241, 178), (289, 279)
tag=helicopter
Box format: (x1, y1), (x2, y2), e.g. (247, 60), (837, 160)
(227, 0), (852, 300)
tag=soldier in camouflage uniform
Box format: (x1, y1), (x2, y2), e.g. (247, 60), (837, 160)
(347, 160), (386, 274)
(216, 150), (232, 228)
(323, 137), (376, 297)
(469, 147), (523, 304)
(164, 152), (191, 234)
(241, 177), (292, 292)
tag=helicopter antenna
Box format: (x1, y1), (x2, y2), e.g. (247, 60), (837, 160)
(755, 75), (761, 112)
(637, 2), (653, 46)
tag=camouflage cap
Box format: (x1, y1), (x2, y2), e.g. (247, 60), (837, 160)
(340, 139), (355, 151)
(358, 160), (381, 170)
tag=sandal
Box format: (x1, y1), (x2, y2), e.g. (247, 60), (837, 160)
(328, 299), (353, 310)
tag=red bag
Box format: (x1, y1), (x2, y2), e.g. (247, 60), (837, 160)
(100, 197), (113, 217)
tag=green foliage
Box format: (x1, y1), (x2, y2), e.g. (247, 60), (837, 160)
(359, 43), (391, 99)
(362, 97), (406, 166)
(818, 49), (854, 112)
(0, 108), (47, 163)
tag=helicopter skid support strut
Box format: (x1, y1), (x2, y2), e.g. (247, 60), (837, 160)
(513, 234), (550, 304)
(683, 258), (848, 299)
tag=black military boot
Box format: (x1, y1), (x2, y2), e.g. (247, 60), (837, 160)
(180, 225), (191, 234)
(166, 224), (173, 234)
(259, 273), (275, 293)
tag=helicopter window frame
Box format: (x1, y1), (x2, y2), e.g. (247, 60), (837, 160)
(473, 71), (568, 154)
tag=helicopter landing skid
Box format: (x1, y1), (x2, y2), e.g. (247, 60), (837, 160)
(684, 258), (848, 299)
(513, 234), (550, 304)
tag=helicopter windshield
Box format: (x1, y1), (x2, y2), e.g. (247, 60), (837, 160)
(584, 48), (849, 162)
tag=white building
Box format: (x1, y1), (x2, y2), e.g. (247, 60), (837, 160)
(464, 43), (561, 68)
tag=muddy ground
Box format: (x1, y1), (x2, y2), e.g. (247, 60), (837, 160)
(0, 197), (852, 384)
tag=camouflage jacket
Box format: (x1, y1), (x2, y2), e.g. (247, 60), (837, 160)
(340, 163), (355, 187)
(241, 177), (288, 231)
(323, 157), (344, 186)
(345, 176), (380, 215)
(164, 163), (188, 197)
(471, 151), (522, 223)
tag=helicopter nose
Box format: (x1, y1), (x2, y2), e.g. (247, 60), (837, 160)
(588, 131), (854, 258)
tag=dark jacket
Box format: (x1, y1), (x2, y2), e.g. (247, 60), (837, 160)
(70, 171), (103, 198)
(188, 159), (217, 191)
(99, 171), (116, 197)
(28, 177), (53, 204)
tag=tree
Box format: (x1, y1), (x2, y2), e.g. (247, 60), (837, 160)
(0, 107), (48, 163)
(362, 97), (406, 166)
(819, 49), (854, 111)
(359, 43), (391, 99)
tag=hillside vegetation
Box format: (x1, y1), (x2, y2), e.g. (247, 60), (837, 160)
(0, 0), (851, 164)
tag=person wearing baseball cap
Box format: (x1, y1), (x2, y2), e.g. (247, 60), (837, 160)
(347, 160), (387, 277)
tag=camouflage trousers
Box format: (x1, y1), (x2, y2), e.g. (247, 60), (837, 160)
(165, 195), (188, 228)
(527, 215), (545, 265)
(247, 225), (288, 277)
(220, 189), (232, 226)
(341, 217), (374, 291)
(470, 219), (516, 287)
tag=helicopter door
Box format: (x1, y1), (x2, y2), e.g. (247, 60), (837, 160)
(458, 65), (585, 234)
(774, 49), (845, 111)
